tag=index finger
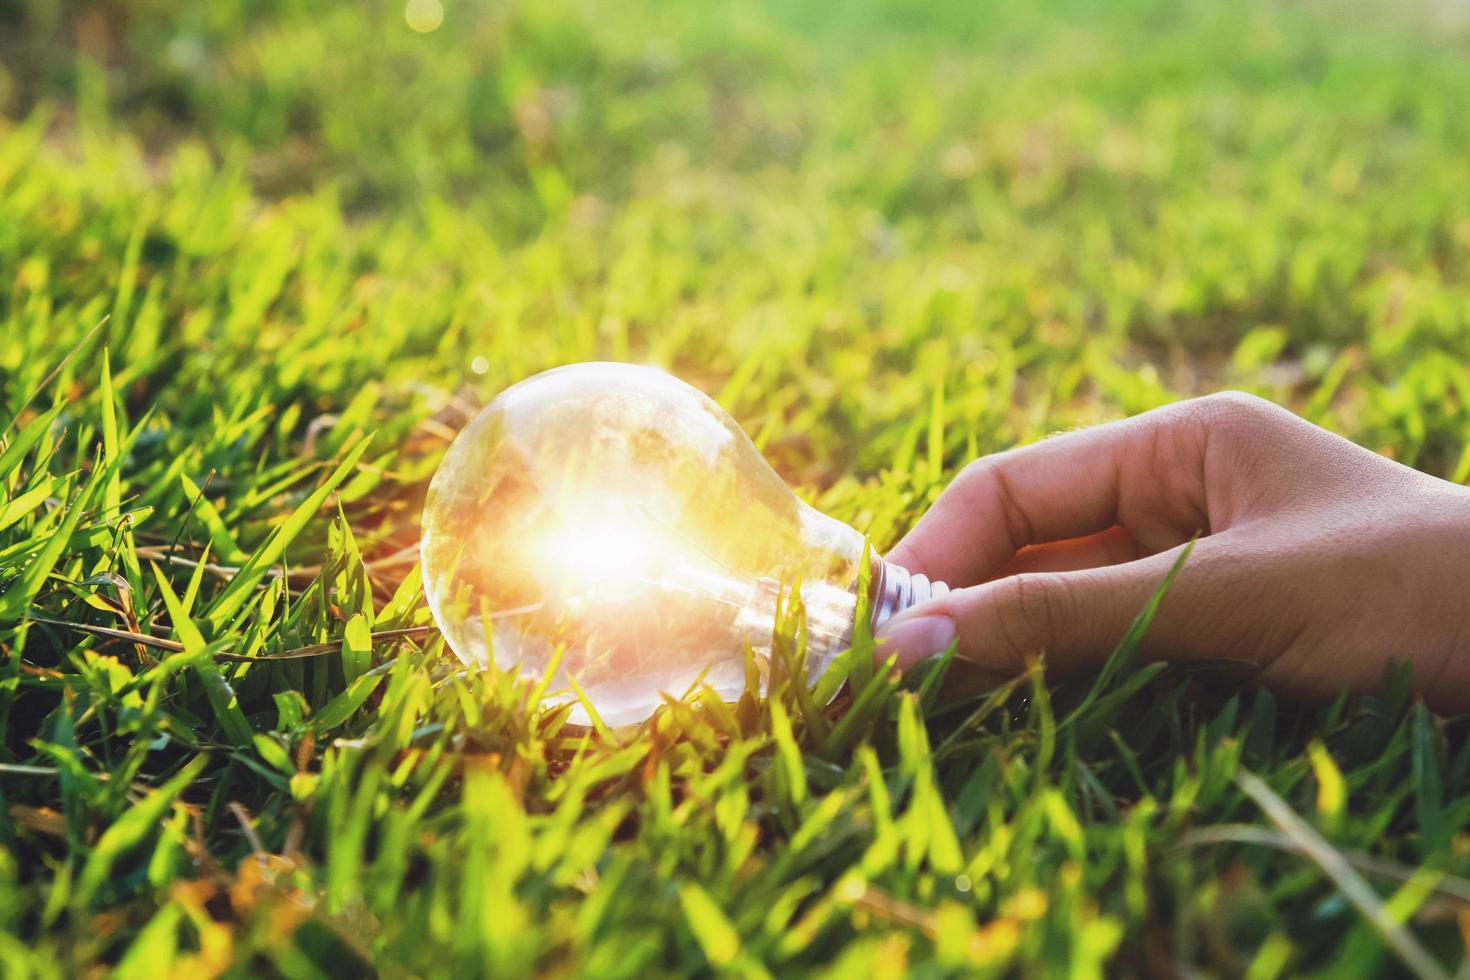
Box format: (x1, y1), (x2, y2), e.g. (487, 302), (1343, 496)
(887, 401), (1215, 586)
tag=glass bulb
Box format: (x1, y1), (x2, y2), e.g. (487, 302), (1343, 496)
(420, 362), (946, 726)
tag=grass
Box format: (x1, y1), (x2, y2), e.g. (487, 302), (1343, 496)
(3, 0), (1470, 974)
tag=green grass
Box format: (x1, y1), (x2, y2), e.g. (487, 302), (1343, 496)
(4, 0), (1470, 974)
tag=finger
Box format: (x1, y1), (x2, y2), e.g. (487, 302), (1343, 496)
(875, 544), (1233, 674)
(988, 525), (1140, 578)
(888, 392), (1290, 587)
(887, 414), (1201, 588)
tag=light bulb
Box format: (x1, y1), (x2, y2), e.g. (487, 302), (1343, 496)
(420, 362), (947, 726)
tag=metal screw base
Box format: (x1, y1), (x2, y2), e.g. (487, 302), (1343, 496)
(870, 559), (950, 630)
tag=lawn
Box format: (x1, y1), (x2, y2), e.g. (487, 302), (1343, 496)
(4, 0), (1470, 975)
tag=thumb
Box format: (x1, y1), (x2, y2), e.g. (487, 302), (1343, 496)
(874, 557), (1183, 674)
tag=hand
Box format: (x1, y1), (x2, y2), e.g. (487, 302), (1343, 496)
(876, 392), (1470, 709)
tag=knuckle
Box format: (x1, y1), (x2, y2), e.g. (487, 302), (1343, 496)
(955, 456), (1032, 554)
(1202, 389), (1271, 415)
(944, 458), (991, 513)
(1193, 390), (1288, 432)
(954, 457), (991, 492)
(992, 573), (1069, 668)
(955, 456), (1003, 496)
(1164, 391), (1296, 468)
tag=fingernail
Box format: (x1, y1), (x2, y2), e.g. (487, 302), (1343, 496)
(874, 613), (956, 670)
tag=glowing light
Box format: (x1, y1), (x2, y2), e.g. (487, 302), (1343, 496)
(537, 508), (670, 599)
(420, 362), (942, 726)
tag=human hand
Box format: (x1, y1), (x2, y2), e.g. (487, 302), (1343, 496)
(876, 392), (1470, 709)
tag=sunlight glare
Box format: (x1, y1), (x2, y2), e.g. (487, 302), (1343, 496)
(539, 510), (668, 598)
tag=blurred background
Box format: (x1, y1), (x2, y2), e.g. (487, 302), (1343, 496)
(3, 0), (1470, 514)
